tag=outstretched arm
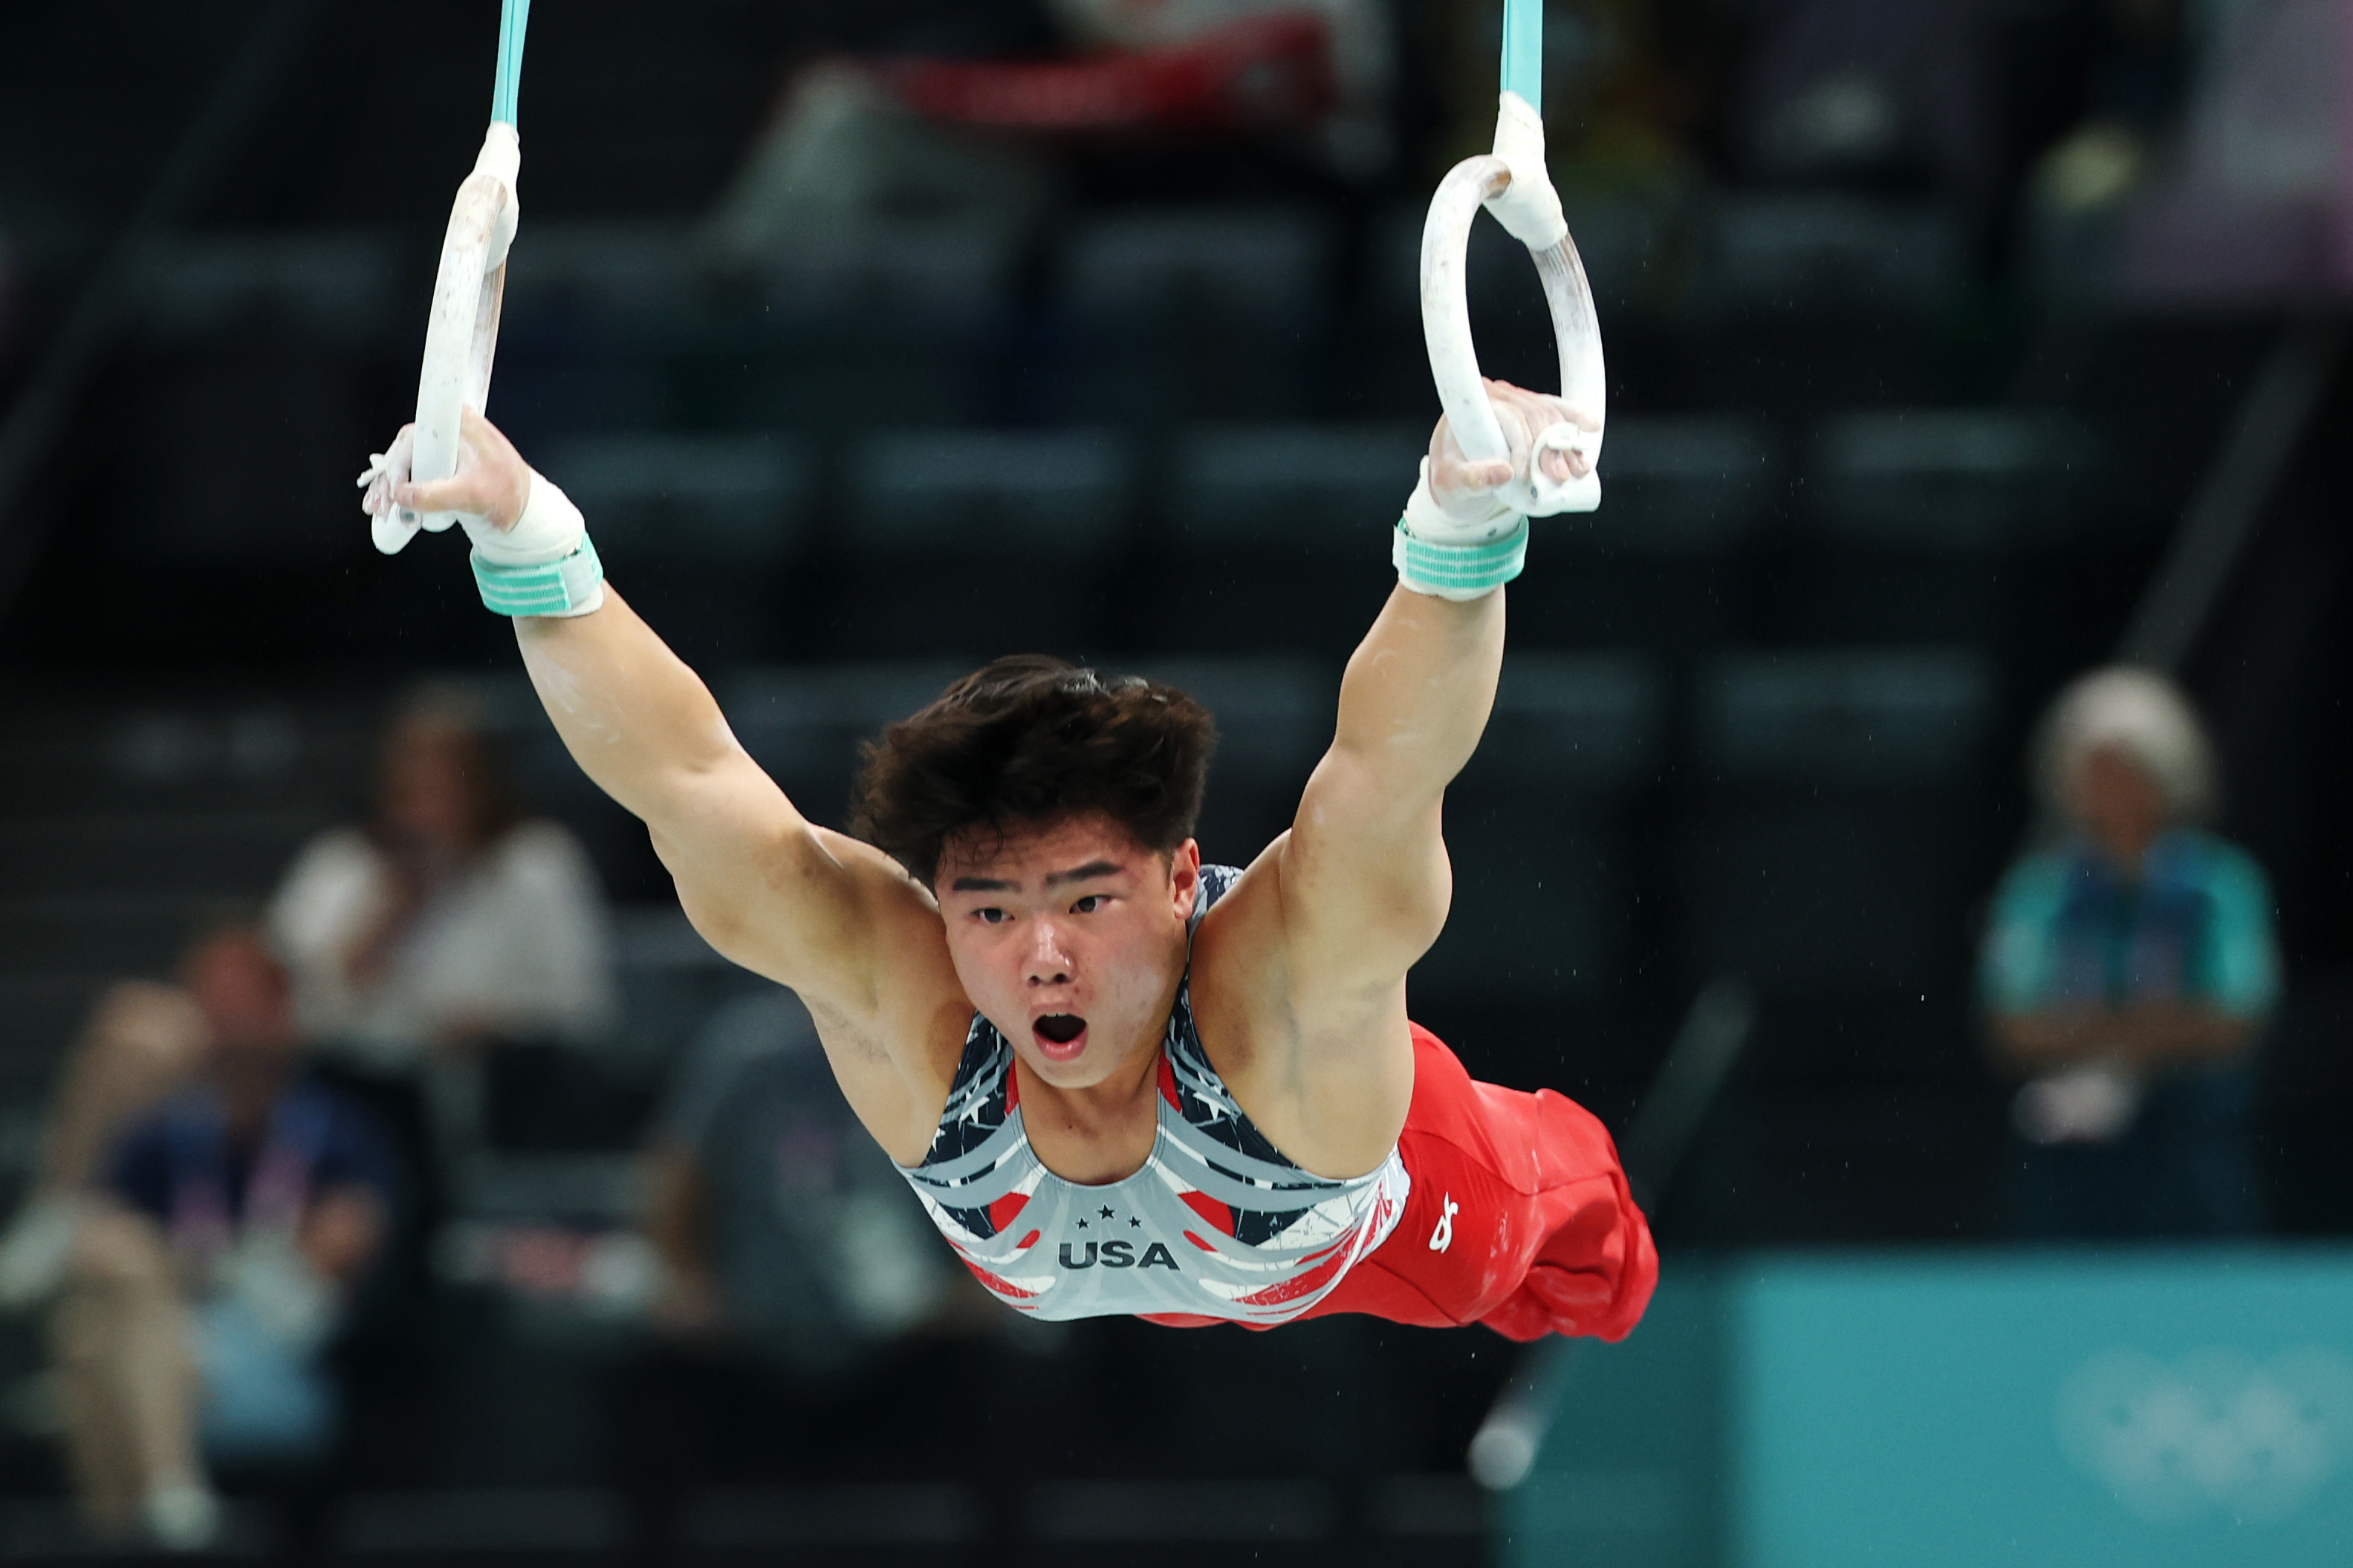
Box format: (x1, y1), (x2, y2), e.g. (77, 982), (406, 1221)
(1279, 380), (1587, 987)
(1202, 380), (1588, 1176)
(369, 411), (962, 1154)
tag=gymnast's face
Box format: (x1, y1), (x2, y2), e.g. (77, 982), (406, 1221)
(936, 815), (1201, 1094)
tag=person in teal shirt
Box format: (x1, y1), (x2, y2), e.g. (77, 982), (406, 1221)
(1981, 666), (2279, 1237)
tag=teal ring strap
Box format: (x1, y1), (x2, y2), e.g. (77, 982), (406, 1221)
(1500, 0), (1542, 114)
(492, 0), (532, 126)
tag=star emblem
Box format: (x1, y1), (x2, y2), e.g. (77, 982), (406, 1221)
(1099, 1206), (1115, 1220)
(1076, 1218), (1088, 1229)
(1129, 1217), (1141, 1228)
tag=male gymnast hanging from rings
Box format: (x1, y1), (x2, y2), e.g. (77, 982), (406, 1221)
(356, 382), (1655, 1340)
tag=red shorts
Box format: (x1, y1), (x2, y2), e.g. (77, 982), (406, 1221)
(1146, 1024), (1658, 1341)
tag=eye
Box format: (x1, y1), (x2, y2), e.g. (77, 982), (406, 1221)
(973, 907), (1009, 925)
(1071, 895), (1106, 914)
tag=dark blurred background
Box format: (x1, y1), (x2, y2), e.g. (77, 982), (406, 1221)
(1, 0), (2350, 1562)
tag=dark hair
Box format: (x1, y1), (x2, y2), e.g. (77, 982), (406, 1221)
(850, 655), (1217, 885)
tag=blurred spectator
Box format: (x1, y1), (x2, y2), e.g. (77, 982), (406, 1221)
(45, 925), (397, 1548)
(0, 986), (208, 1312)
(1982, 667), (2280, 1238)
(640, 989), (962, 1384)
(704, 0), (1394, 250)
(266, 689), (615, 1176)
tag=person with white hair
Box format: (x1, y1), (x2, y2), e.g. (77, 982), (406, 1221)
(1980, 666), (2280, 1237)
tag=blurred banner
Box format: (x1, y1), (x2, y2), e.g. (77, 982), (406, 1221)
(1501, 1249), (2353, 1567)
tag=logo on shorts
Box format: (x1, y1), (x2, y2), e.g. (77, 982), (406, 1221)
(1429, 1194), (1458, 1252)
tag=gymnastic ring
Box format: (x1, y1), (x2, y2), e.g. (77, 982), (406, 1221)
(374, 123), (520, 554)
(1418, 140), (1605, 515)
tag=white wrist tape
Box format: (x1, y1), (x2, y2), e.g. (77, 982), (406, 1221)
(469, 470), (604, 617)
(1484, 91), (1567, 251)
(468, 469), (583, 566)
(1394, 460), (1528, 601)
(1403, 457), (1520, 545)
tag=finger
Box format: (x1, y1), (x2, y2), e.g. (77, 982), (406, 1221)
(1538, 446), (1574, 484)
(393, 473), (493, 515)
(1435, 455), (1513, 497)
(371, 510), (422, 556)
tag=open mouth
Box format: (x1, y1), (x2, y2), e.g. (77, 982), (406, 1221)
(1032, 1014), (1088, 1061)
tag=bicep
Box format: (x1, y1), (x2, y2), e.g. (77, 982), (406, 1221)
(1275, 747), (1453, 990)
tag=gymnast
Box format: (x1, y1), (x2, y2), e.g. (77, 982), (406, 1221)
(354, 380), (1655, 1340)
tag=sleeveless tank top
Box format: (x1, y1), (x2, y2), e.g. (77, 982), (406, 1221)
(895, 865), (1410, 1324)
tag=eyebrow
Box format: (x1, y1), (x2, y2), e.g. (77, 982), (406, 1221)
(1045, 859), (1123, 887)
(948, 859), (1124, 894)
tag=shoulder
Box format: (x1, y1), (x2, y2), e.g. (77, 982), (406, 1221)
(1989, 848), (2081, 923)
(2165, 833), (2276, 924)
(2169, 831), (2270, 888)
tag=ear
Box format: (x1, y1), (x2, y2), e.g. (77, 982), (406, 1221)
(1168, 839), (1202, 923)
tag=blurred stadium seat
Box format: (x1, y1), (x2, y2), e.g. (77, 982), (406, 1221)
(325, 1486), (628, 1564)
(547, 433), (811, 565)
(1808, 410), (2093, 551)
(1150, 423), (1421, 651)
(1684, 646), (1991, 993)
(1510, 417), (1782, 649)
(1701, 196), (1964, 313)
(832, 428), (1132, 655)
(1055, 206), (1331, 420)
(750, 220), (1019, 336)
(1417, 652), (1669, 1002)
(1587, 418), (1780, 556)
(1771, 409), (2099, 643)
(1132, 656), (1335, 862)
(134, 231), (398, 348)
(721, 660), (976, 827)
(1169, 423), (1426, 550)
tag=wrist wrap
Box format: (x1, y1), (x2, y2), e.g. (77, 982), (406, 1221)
(472, 536), (605, 617)
(1393, 458), (1528, 601)
(467, 468), (604, 617)
(1393, 517), (1528, 600)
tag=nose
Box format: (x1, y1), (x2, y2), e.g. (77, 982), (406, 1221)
(1025, 920), (1074, 987)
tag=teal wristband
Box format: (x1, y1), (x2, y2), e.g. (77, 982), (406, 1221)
(470, 535), (604, 617)
(1393, 516), (1528, 600)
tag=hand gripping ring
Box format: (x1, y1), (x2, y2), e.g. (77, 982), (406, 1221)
(1419, 91), (1604, 515)
(374, 123), (521, 555)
